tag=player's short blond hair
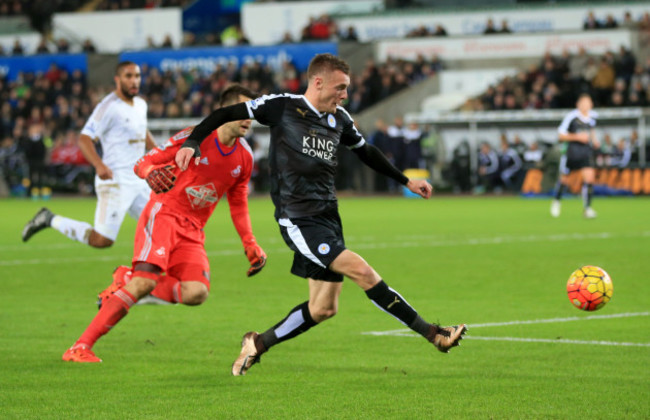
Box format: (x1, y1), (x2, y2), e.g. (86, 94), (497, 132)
(307, 53), (350, 80)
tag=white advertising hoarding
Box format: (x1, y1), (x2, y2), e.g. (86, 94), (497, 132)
(338, 3), (649, 41)
(52, 8), (182, 53)
(242, 0), (382, 45)
(376, 30), (633, 62)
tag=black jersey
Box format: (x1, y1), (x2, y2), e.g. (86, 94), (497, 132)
(557, 109), (597, 158)
(245, 94), (366, 219)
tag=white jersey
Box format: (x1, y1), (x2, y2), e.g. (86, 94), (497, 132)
(81, 92), (148, 172)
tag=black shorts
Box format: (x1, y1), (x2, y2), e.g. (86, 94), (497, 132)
(560, 144), (594, 175)
(278, 208), (346, 282)
(559, 153), (594, 175)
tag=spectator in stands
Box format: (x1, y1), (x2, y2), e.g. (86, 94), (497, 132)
(56, 38), (70, 53)
(616, 46), (636, 83)
(21, 121), (49, 198)
(628, 90), (646, 107)
(82, 38), (97, 53)
(402, 121), (424, 169)
(603, 14), (618, 29)
(629, 65), (650, 93)
(568, 46), (589, 88)
(341, 26), (359, 41)
(35, 37), (49, 54)
(48, 129), (92, 193)
(161, 34), (173, 48)
(483, 18), (498, 34)
(621, 11), (637, 29)
(0, 135), (29, 196)
(477, 142), (499, 192)
(499, 137), (523, 191)
(146, 36), (157, 49)
(500, 19), (512, 34)
(280, 32), (294, 44)
(592, 57), (616, 105)
(407, 25), (430, 38)
(433, 24), (447, 36)
(521, 141), (545, 195)
(584, 11), (601, 29)
(610, 138), (632, 169)
(11, 38), (24, 55)
(388, 116), (407, 172)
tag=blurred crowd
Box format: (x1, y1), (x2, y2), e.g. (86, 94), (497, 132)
(447, 130), (641, 195)
(0, 63), (100, 197)
(463, 46), (648, 111)
(347, 55), (444, 114)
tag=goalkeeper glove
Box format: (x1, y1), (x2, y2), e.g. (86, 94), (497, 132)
(146, 165), (177, 194)
(244, 242), (267, 277)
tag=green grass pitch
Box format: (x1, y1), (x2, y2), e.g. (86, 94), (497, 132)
(1, 195), (648, 419)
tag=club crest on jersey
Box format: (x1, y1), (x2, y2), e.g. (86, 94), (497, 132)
(185, 183), (219, 209)
(249, 98), (264, 110)
(231, 165), (242, 177)
(327, 114), (336, 128)
(318, 243), (330, 255)
(199, 157), (209, 165)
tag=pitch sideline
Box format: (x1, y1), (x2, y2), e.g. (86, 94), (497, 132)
(362, 311), (650, 347)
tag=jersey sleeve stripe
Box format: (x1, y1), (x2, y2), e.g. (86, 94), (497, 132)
(557, 110), (576, 134)
(347, 138), (366, 149)
(239, 138), (254, 160)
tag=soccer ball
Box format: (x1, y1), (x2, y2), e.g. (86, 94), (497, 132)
(566, 266), (613, 311)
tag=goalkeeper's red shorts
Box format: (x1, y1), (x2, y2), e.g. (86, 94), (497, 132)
(132, 200), (210, 289)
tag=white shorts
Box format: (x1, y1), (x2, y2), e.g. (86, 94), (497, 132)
(94, 169), (151, 241)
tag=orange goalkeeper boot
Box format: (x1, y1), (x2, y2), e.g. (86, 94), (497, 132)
(62, 344), (102, 363)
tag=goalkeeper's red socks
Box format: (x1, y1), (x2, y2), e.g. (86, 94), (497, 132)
(150, 274), (183, 303)
(75, 289), (136, 348)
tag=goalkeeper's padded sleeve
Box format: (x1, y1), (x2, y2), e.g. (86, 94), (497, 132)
(352, 143), (409, 185)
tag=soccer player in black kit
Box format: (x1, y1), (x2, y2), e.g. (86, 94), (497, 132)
(551, 93), (600, 219)
(175, 54), (467, 376)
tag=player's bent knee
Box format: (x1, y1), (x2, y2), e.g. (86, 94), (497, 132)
(181, 283), (209, 306)
(88, 231), (114, 248)
(348, 263), (379, 288)
(128, 277), (157, 300)
(310, 304), (338, 321)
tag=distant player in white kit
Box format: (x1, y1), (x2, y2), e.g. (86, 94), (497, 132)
(22, 61), (156, 248)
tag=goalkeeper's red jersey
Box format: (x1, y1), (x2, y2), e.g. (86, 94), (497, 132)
(134, 127), (254, 239)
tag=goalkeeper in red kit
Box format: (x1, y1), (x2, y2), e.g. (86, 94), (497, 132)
(62, 84), (266, 363)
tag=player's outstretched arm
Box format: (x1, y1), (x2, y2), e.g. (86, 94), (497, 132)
(352, 142), (409, 184)
(175, 103), (251, 170)
(228, 179), (267, 277)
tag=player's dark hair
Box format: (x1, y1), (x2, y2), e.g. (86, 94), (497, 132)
(577, 92), (592, 101)
(307, 53), (350, 79)
(115, 61), (137, 76)
(219, 84), (258, 107)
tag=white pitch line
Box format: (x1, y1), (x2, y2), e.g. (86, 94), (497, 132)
(465, 336), (650, 347)
(362, 312), (650, 347)
(469, 311), (650, 328)
(3, 230), (650, 266)
(362, 331), (650, 347)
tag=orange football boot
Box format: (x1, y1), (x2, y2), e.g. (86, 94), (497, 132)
(62, 345), (102, 363)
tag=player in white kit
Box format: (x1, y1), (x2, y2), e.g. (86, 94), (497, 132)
(22, 61), (156, 248)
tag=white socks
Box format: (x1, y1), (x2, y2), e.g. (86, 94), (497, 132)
(50, 215), (92, 245)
